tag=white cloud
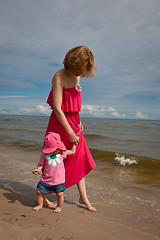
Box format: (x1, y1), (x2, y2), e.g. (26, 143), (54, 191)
(81, 104), (106, 117)
(110, 111), (120, 117)
(35, 105), (51, 115)
(0, 96), (25, 98)
(107, 106), (126, 118)
(107, 107), (116, 112)
(0, 107), (10, 114)
(81, 105), (127, 118)
(18, 105), (51, 115)
(18, 108), (34, 114)
(135, 111), (148, 119)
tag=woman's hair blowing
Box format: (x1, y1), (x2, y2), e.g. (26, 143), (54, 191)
(63, 46), (96, 77)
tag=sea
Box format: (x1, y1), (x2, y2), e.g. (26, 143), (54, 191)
(0, 114), (160, 239)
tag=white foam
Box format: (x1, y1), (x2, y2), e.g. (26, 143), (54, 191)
(115, 153), (138, 166)
(4, 182), (21, 195)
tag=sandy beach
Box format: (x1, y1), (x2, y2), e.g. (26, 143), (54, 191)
(0, 186), (155, 240)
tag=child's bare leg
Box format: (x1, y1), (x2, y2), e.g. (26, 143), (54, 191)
(53, 192), (64, 213)
(34, 195), (56, 208)
(33, 190), (44, 211)
(77, 178), (97, 212)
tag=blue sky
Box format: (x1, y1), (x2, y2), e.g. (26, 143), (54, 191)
(0, 0), (160, 119)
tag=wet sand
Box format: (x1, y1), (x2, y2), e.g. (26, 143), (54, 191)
(0, 187), (154, 240)
(0, 145), (159, 240)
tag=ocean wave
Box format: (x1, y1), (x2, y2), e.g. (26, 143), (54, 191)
(0, 127), (43, 134)
(0, 116), (48, 123)
(115, 153), (138, 165)
(114, 152), (160, 170)
(90, 148), (160, 171)
(0, 117), (34, 122)
(84, 133), (107, 140)
(0, 140), (43, 151)
(0, 136), (159, 171)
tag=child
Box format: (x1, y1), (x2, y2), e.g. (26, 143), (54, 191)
(32, 132), (76, 213)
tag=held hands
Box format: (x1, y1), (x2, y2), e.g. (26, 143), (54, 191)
(69, 122), (83, 144)
(69, 131), (79, 145)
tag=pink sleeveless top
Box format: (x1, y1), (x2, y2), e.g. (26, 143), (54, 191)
(46, 87), (82, 113)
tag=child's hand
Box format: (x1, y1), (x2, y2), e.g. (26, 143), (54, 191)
(32, 168), (41, 175)
(67, 143), (77, 156)
(32, 164), (43, 175)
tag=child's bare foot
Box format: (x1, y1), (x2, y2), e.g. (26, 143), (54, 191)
(53, 207), (62, 213)
(33, 205), (43, 211)
(79, 197), (97, 212)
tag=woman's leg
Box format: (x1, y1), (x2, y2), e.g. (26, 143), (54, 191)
(77, 178), (96, 212)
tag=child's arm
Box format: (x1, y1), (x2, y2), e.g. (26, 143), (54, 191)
(32, 164), (43, 175)
(66, 143), (76, 156)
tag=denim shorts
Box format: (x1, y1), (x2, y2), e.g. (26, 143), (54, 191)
(37, 181), (65, 194)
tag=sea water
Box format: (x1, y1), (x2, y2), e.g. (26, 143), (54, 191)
(0, 114), (160, 239)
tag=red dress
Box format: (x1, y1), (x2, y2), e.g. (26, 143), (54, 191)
(44, 86), (96, 189)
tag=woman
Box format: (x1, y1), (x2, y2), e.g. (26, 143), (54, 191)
(42, 46), (96, 211)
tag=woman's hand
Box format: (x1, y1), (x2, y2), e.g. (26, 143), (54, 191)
(79, 122), (83, 132)
(69, 131), (79, 145)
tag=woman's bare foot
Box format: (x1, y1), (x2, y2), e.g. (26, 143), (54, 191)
(44, 198), (56, 208)
(34, 196), (56, 208)
(79, 197), (97, 212)
(33, 205), (43, 211)
(53, 207), (62, 213)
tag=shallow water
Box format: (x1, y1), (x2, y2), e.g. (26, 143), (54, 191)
(0, 114), (160, 239)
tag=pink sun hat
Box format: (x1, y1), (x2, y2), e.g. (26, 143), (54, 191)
(43, 132), (66, 154)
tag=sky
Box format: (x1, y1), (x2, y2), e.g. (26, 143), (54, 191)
(0, 0), (160, 119)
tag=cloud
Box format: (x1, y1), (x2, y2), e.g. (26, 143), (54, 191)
(35, 105), (51, 115)
(107, 107), (125, 118)
(18, 108), (35, 114)
(0, 0), (160, 119)
(0, 107), (11, 114)
(135, 111), (148, 119)
(110, 111), (121, 117)
(0, 96), (25, 98)
(81, 105), (106, 117)
(18, 105), (51, 115)
(107, 107), (116, 112)
(81, 105), (126, 118)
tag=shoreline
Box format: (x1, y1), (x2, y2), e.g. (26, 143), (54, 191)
(0, 187), (155, 240)
(0, 145), (160, 239)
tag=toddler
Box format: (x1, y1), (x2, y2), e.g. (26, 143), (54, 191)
(32, 132), (76, 213)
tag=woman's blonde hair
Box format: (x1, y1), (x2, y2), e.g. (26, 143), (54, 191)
(63, 46), (96, 77)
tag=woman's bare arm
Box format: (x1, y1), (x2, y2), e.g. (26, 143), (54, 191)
(52, 73), (79, 144)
